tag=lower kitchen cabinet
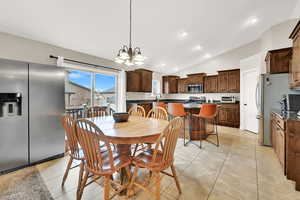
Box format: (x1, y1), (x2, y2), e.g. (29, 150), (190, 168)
(270, 113), (286, 171)
(217, 103), (240, 128)
(127, 103), (152, 115)
(271, 111), (300, 191)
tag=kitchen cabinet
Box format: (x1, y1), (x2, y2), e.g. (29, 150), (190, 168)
(126, 69), (153, 92)
(217, 103), (240, 128)
(270, 111), (300, 191)
(178, 78), (188, 93)
(187, 73), (206, 85)
(270, 113), (286, 172)
(204, 75), (218, 93)
(126, 71), (140, 92)
(265, 48), (292, 74)
(217, 69), (240, 93)
(289, 21), (300, 89)
(286, 120), (300, 190)
(127, 103), (152, 115)
(162, 76), (179, 94)
(217, 71), (228, 93)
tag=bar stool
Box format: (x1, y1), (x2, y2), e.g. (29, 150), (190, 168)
(194, 104), (219, 148)
(153, 102), (167, 110)
(167, 103), (188, 146)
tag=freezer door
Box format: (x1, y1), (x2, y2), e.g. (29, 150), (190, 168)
(29, 64), (65, 163)
(0, 59), (28, 172)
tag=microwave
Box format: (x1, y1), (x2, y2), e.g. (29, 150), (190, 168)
(187, 84), (203, 93)
(286, 94), (300, 111)
(282, 94), (300, 111)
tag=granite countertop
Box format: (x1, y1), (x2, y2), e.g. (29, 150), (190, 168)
(126, 99), (239, 105)
(272, 109), (300, 121)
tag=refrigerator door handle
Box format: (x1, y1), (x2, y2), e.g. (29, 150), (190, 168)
(255, 82), (259, 110)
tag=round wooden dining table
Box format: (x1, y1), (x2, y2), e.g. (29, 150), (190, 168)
(86, 115), (169, 195)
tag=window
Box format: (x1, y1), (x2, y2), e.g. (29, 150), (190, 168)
(65, 70), (92, 107)
(94, 73), (116, 112)
(152, 79), (161, 96)
(65, 69), (117, 112)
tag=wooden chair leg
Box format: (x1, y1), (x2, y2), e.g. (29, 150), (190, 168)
(77, 170), (89, 200)
(155, 172), (161, 200)
(128, 167), (138, 191)
(104, 176), (110, 200)
(62, 156), (73, 186)
(76, 162), (84, 196)
(133, 144), (139, 156)
(170, 164), (182, 194)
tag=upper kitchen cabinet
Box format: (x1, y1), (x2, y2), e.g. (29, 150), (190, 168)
(186, 73), (206, 85)
(126, 69), (153, 92)
(163, 75), (179, 94)
(204, 75), (218, 93)
(217, 69), (240, 93)
(265, 47), (292, 74)
(289, 21), (300, 89)
(178, 78), (188, 93)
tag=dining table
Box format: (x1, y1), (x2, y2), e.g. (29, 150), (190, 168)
(86, 115), (169, 195)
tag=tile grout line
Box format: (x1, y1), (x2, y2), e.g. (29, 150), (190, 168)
(255, 141), (259, 200)
(206, 142), (232, 200)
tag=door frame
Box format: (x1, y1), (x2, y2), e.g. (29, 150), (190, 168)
(240, 68), (259, 132)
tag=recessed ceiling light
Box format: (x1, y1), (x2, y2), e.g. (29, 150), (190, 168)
(173, 67), (179, 71)
(161, 63), (166, 67)
(178, 31), (188, 38)
(245, 16), (259, 26)
(193, 45), (203, 51)
(203, 54), (211, 59)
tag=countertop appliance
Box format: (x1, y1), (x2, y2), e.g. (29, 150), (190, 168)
(187, 84), (203, 93)
(185, 96), (206, 104)
(221, 96), (236, 103)
(0, 59), (65, 174)
(286, 94), (300, 111)
(256, 73), (300, 146)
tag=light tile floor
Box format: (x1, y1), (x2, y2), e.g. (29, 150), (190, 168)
(1, 126), (300, 200)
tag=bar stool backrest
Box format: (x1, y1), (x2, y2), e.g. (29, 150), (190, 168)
(199, 104), (218, 119)
(167, 103), (186, 117)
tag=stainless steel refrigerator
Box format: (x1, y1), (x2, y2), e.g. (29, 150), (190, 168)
(0, 59), (65, 173)
(256, 73), (300, 146)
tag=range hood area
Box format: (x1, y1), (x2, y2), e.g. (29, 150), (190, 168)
(0, 58), (65, 174)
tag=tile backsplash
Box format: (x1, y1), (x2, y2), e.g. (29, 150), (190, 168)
(126, 92), (240, 101)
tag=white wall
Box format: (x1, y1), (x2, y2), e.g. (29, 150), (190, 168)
(177, 40), (261, 77)
(291, 1), (300, 19)
(0, 31), (122, 70)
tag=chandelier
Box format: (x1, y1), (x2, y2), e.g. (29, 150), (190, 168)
(114, 0), (146, 66)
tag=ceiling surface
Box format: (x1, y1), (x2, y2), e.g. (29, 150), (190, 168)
(0, 0), (298, 73)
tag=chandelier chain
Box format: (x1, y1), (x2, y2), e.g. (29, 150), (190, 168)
(129, 0), (132, 48)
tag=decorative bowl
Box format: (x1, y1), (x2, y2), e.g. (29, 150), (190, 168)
(113, 112), (129, 123)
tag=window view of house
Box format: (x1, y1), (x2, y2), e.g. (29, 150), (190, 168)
(94, 73), (116, 111)
(65, 70), (116, 112)
(65, 70), (92, 107)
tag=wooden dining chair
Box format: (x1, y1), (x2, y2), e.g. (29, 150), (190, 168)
(61, 115), (86, 198)
(128, 105), (146, 117)
(87, 106), (108, 118)
(147, 106), (168, 120)
(64, 109), (84, 152)
(74, 119), (131, 200)
(129, 117), (184, 200)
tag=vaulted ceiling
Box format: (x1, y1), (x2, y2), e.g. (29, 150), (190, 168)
(0, 0), (298, 72)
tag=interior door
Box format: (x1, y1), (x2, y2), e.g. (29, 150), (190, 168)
(243, 69), (258, 133)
